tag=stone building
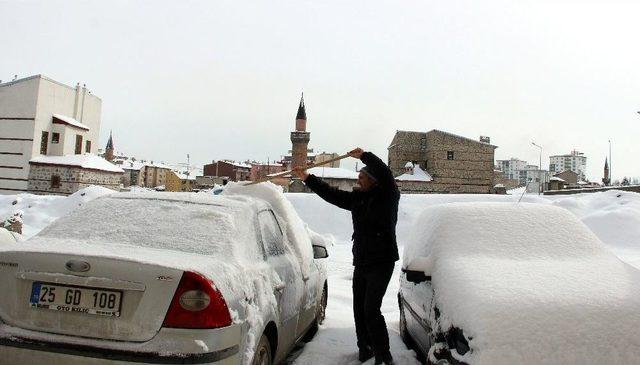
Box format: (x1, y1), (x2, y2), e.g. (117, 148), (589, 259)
(119, 160), (145, 187)
(28, 154), (123, 195)
(0, 75), (102, 194)
(395, 162), (433, 193)
(388, 129), (497, 194)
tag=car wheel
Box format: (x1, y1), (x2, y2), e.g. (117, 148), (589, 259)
(302, 285), (328, 342)
(398, 294), (409, 342)
(252, 334), (272, 365)
(317, 285), (327, 325)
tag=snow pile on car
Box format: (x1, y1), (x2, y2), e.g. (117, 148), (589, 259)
(403, 202), (640, 365)
(224, 182), (315, 279)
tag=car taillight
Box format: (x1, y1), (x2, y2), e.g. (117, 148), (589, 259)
(162, 271), (232, 329)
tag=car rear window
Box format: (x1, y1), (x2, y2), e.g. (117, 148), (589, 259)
(38, 197), (252, 256)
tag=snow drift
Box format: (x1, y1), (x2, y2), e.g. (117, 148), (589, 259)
(403, 202), (640, 365)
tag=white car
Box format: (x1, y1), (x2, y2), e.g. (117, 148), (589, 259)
(0, 191), (328, 365)
(398, 202), (640, 365)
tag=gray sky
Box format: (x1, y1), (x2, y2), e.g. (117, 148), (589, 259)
(2, 0), (639, 181)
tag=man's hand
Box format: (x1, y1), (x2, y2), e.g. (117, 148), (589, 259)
(348, 147), (364, 159)
(292, 166), (309, 181)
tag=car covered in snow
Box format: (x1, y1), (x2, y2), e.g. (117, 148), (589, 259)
(0, 185), (328, 365)
(398, 202), (640, 365)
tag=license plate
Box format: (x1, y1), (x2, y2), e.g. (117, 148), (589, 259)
(30, 282), (122, 317)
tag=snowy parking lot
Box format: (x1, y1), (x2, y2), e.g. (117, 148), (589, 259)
(1, 187), (640, 364)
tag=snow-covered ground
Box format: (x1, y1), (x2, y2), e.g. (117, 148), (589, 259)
(1, 187), (640, 364)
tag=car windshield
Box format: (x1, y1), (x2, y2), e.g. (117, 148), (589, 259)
(37, 197), (250, 256)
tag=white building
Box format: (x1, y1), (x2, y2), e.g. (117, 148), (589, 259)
(549, 150), (587, 181)
(495, 158), (527, 180)
(0, 75), (102, 194)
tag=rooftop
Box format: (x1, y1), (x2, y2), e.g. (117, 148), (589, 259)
(30, 154), (124, 173)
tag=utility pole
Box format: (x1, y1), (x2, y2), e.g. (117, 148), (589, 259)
(531, 142), (543, 195)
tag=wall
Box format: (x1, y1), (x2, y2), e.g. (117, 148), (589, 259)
(388, 130), (496, 194)
(544, 185), (640, 196)
(0, 77), (39, 193)
(34, 77), (101, 158)
(142, 166), (168, 188)
(27, 164), (122, 196)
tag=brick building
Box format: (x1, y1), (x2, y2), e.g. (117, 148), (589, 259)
(250, 163), (285, 181)
(27, 154), (123, 195)
(203, 160), (251, 182)
(388, 129), (497, 193)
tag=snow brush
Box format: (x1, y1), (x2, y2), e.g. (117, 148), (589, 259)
(244, 153), (350, 186)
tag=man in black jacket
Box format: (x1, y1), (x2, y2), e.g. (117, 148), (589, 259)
(293, 148), (399, 365)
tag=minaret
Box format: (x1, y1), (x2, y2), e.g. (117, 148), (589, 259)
(105, 131), (114, 161)
(290, 93), (310, 168)
(602, 157), (610, 186)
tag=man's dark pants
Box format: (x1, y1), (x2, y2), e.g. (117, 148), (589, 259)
(353, 262), (395, 359)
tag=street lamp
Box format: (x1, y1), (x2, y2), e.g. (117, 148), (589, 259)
(531, 142), (543, 195)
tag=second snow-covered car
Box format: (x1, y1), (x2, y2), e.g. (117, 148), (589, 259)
(0, 187), (328, 365)
(398, 202), (640, 365)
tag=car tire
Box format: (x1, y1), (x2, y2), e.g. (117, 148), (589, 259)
(317, 284), (327, 325)
(398, 293), (409, 343)
(252, 334), (272, 365)
(302, 285), (328, 342)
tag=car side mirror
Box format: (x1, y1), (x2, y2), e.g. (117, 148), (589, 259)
(313, 245), (329, 259)
(402, 268), (431, 283)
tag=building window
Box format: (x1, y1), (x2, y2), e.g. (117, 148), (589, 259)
(51, 133), (60, 144)
(75, 135), (83, 154)
(447, 151), (454, 160)
(40, 131), (49, 155)
(51, 175), (61, 188)
(85, 140), (91, 153)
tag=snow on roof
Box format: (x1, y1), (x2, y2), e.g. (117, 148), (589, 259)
(550, 176), (566, 182)
(404, 161), (414, 168)
(395, 164), (433, 182)
(403, 202), (640, 364)
(172, 170), (197, 180)
(52, 114), (90, 131)
(145, 161), (173, 169)
(307, 167), (358, 180)
(120, 160), (145, 171)
(30, 154), (124, 173)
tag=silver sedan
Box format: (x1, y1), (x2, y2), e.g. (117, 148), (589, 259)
(0, 192), (328, 365)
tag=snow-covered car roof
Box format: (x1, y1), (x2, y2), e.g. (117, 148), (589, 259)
(403, 202), (640, 364)
(28, 192), (267, 258)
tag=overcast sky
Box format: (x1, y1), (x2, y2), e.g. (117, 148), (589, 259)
(2, 0), (639, 181)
